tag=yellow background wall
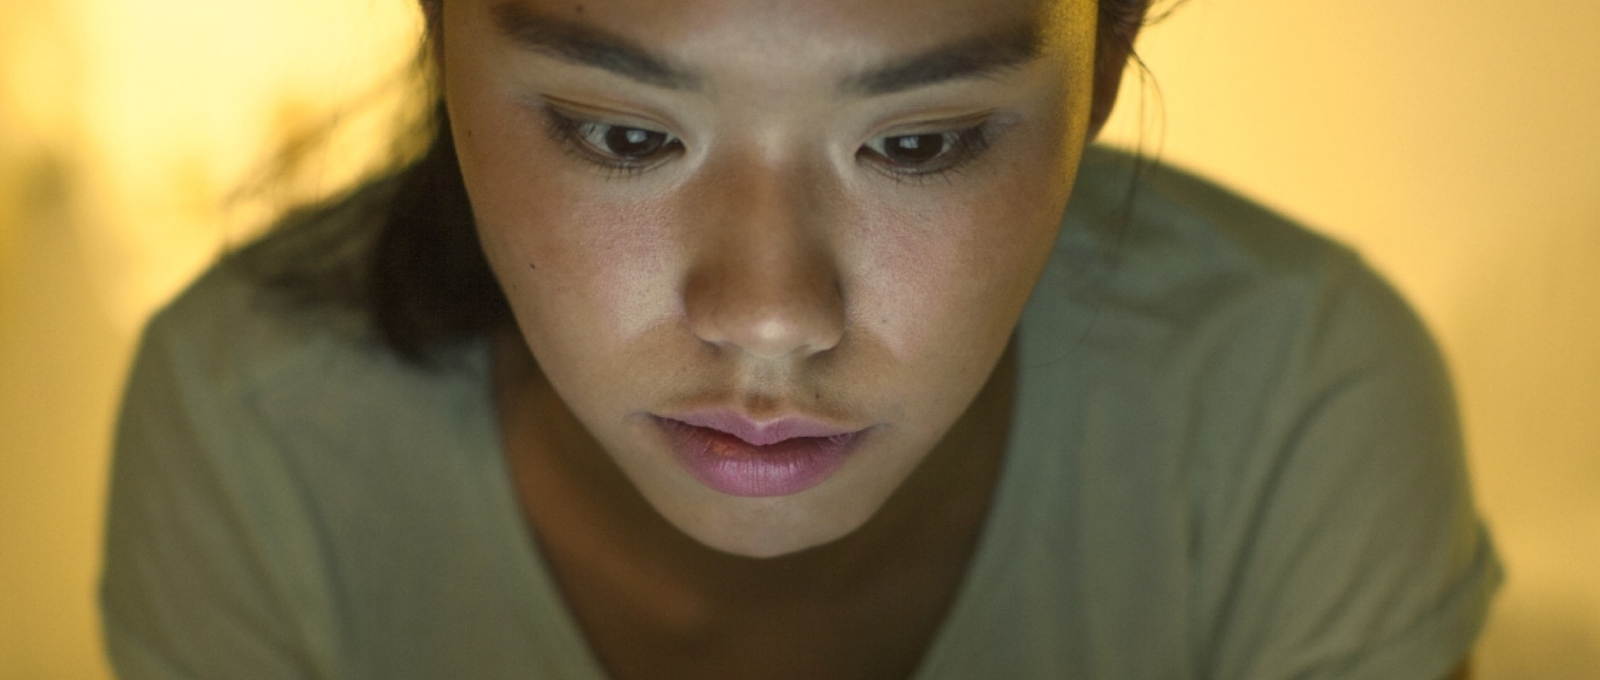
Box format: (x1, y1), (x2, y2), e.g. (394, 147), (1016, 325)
(1, 0), (1595, 677)
(1096, 2), (1600, 677)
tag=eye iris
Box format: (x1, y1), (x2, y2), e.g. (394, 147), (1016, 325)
(885, 134), (946, 164)
(604, 126), (666, 158)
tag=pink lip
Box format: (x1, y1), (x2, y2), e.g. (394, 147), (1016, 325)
(666, 409), (862, 446)
(652, 410), (870, 497)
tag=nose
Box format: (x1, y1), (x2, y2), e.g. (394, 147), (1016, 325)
(682, 155), (846, 362)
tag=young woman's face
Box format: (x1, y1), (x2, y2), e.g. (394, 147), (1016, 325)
(443, 0), (1098, 557)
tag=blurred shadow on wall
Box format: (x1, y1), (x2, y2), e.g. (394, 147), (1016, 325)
(1453, 201), (1600, 680)
(1, 2), (123, 677)
(1481, 599), (1600, 680)
(0, 150), (124, 680)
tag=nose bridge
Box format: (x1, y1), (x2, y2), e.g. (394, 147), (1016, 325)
(732, 150), (824, 251)
(682, 149), (846, 361)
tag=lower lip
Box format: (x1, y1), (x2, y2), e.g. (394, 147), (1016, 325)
(654, 417), (865, 497)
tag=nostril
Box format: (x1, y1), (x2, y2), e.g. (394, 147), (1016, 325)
(682, 261), (846, 361)
(679, 162), (848, 360)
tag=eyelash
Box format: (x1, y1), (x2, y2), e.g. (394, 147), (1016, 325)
(538, 105), (997, 183)
(539, 107), (682, 177)
(858, 125), (994, 184)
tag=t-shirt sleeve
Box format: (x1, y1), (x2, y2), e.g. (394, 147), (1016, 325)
(100, 279), (342, 680)
(1199, 254), (1503, 680)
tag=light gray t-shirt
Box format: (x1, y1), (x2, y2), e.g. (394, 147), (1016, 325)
(102, 146), (1502, 679)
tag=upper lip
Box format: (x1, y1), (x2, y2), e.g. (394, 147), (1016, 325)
(660, 408), (865, 446)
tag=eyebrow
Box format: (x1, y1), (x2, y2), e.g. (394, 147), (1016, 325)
(492, 3), (703, 91)
(491, 3), (1044, 96)
(841, 21), (1046, 96)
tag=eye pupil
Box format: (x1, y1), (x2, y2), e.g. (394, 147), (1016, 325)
(604, 126), (667, 158)
(885, 134), (946, 163)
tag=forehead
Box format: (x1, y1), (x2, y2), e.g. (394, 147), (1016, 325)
(475, 0), (1078, 76)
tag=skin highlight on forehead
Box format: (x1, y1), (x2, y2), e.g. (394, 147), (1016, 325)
(487, 0), (1077, 97)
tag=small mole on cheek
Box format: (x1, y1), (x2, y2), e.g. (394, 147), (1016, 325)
(528, 261), (537, 271)
(573, 3), (584, 13)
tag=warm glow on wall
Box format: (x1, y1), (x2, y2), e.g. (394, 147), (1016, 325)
(61, 0), (422, 334)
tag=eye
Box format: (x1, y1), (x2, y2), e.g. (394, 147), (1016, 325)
(859, 125), (991, 178)
(540, 106), (684, 173)
(867, 133), (954, 164)
(573, 122), (677, 161)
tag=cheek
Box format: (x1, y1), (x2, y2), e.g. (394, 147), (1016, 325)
(445, 38), (680, 355)
(451, 106), (675, 344)
(453, 116), (678, 350)
(850, 148), (1076, 365)
(852, 202), (1045, 361)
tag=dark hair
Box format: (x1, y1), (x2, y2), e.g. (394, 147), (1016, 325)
(368, 102), (506, 362)
(256, 0), (1154, 365)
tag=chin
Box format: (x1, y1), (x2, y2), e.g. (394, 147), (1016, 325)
(669, 495), (878, 559)
(695, 526), (854, 560)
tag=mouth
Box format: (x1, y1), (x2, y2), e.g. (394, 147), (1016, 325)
(663, 409), (865, 446)
(651, 412), (870, 497)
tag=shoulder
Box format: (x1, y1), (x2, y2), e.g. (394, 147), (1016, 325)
(105, 181), (498, 679)
(148, 176), (438, 388)
(112, 173), (497, 578)
(1063, 145), (1391, 328)
(1043, 145), (1437, 402)
(130, 177), (487, 464)
(1049, 146), (1461, 495)
(140, 260), (368, 404)
(1023, 147), (1499, 680)
(1024, 145), (1482, 598)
